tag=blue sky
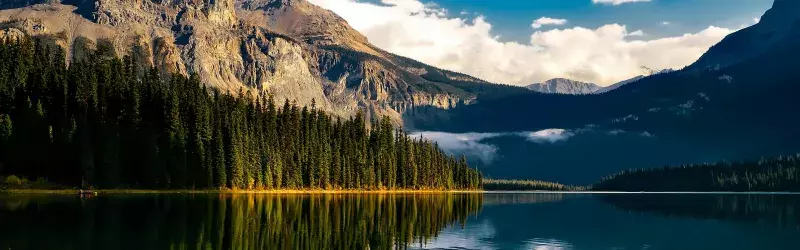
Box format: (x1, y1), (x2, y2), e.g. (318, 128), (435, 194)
(310, 0), (774, 86)
(431, 0), (772, 43)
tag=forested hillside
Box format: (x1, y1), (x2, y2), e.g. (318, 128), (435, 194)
(592, 154), (800, 192)
(0, 37), (481, 190)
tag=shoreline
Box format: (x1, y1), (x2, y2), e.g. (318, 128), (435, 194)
(0, 189), (485, 195)
(3, 189), (800, 195)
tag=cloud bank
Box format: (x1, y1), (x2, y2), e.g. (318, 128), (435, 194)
(409, 132), (502, 164)
(308, 0), (734, 86)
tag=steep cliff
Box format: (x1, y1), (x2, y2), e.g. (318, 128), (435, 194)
(0, 0), (490, 124)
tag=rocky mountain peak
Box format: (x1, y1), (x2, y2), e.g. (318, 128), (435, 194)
(236, 0), (374, 55)
(527, 78), (601, 95)
(0, 0), (487, 125)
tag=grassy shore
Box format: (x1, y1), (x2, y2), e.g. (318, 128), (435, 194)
(0, 188), (484, 195)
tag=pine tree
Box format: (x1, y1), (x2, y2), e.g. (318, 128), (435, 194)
(0, 37), (482, 191)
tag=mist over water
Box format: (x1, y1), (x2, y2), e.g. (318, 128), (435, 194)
(410, 129), (682, 184)
(409, 129), (579, 164)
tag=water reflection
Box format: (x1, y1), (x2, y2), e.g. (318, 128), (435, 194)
(482, 193), (573, 205)
(522, 238), (574, 250)
(416, 193), (800, 250)
(1, 193), (799, 250)
(0, 194), (482, 250)
(599, 193), (800, 231)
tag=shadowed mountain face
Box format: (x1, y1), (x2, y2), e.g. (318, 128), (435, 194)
(406, 0), (800, 184)
(689, 0), (800, 70)
(0, 0), (527, 124)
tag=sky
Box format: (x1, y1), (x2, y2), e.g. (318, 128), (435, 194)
(307, 0), (773, 86)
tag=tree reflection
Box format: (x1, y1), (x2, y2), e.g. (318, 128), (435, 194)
(0, 194), (483, 249)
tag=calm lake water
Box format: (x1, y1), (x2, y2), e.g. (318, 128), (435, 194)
(0, 193), (798, 250)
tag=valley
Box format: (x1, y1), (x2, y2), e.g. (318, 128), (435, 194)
(0, 0), (799, 191)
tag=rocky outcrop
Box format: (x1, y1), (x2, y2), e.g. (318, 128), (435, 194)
(526, 78), (601, 95)
(0, 0), (477, 124)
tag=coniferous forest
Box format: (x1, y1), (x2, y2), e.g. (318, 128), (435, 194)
(0, 37), (482, 190)
(592, 154), (800, 192)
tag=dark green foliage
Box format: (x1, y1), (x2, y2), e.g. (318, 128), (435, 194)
(483, 179), (585, 191)
(0, 37), (481, 190)
(593, 154), (800, 191)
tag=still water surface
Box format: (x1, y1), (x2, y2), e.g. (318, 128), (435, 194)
(0, 193), (798, 249)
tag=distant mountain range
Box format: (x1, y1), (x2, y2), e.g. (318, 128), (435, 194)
(526, 67), (674, 95)
(596, 68), (674, 94)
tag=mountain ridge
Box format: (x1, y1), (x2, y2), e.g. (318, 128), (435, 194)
(0, 0), (527, 124)
(526, 67), (674, 95)
(688, 0), (800, 70)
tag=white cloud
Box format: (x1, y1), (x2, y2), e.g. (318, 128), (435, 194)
(753, 17), (761, 24)
(308, 0), (734, 86)
(628, 30), (645, 36)
(661, 21), (671, 25)
(409, 131), (502, 164)
(532, 17), (568, 29)
(592, 0), (652, 5)
(410, 129), (581, 163)
(521, 129), (574, 143)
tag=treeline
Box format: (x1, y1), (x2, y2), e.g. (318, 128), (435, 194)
(0, 194), (484, 250)
(0, 37), (481, 190)
(593, 154), (800, 191)
(482, 178), (585, 191)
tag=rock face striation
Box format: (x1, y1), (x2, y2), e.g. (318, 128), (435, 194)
(0, 0), (486, 123)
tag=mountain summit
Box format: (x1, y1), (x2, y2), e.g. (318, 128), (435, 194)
(0, 0), (521, 123)
(689, 0), (800, 70)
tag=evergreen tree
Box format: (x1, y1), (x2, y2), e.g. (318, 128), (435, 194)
(0, 37), (483, 191)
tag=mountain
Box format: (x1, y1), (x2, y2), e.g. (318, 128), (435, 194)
(0, 0), (527, 124)
(596, 67), (674, 93)
(688, 0), (800, 70)
(526, 78), (600, 95)
(406, 0), (800, 184)
(526, 68), (674, 95)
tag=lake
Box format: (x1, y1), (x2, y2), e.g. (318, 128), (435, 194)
(0, 193), (798, 249)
